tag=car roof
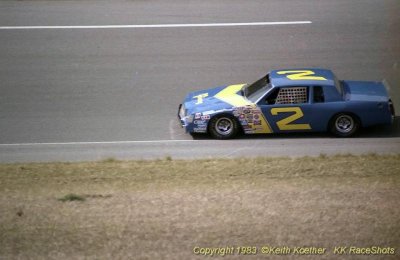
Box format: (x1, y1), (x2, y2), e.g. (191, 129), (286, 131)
(269, 68), (336, 87)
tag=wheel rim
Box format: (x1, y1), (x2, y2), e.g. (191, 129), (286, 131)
(215, 117), (233, 136)
(335, 115), (354, 133)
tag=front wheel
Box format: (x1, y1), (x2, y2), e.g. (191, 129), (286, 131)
(208, 115), (239, 139)
(329, 113), (360, 137)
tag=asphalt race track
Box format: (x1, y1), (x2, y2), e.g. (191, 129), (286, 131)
(1, 0), (400, 162)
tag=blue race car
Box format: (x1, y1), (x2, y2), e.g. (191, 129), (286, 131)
(178, 69), (395, 139)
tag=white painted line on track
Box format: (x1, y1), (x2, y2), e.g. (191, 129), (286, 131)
(0, 21), (312, 30)
(0, 140), (197, 146)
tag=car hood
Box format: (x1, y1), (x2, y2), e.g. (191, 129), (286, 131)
(182, 84), (251, 114)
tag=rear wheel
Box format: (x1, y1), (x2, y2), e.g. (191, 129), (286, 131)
(208, 115), (239, 139)
(330, 113), (360, 137)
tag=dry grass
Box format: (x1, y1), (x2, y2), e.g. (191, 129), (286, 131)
(0, 155), (399, 259)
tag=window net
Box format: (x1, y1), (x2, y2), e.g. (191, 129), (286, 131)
(275, 87), (307, 104)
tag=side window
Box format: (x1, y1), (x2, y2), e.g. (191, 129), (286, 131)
(272, 87), (308, 105)
(265, 88), (279, 104)
(313, 86), (325, 103)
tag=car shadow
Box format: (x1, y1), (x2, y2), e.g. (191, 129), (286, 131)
(357, 116), (400, 138)
(190, 116), (400, 140)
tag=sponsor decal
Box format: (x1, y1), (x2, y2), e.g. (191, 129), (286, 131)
(239, 114), (245, 119)
(194, 120), (207, 125)
(243, 109), (251, 114)
(246, 114), (254, 120)
(201, 115), (210, 120)
(254, 120), (261, 125)
(194, 113), (201, 119)
(234, 107), (244, 113)
(239, 120), (248, 126)
(193, 127), (207, 133)
(254, 114), (260, 120)
(195, 124), (207, 129)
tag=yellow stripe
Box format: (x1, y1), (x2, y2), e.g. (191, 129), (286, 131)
(256, 113), (273, 134)
(214, 84), (252, 107)
(214, 84), (273, 133)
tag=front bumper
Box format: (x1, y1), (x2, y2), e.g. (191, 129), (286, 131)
(177, 104), (186, 127)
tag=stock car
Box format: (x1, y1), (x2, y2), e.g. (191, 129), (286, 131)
(178, 69), (395, 139)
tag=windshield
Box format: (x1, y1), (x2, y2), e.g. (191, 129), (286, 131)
(244, 74), (272, 102)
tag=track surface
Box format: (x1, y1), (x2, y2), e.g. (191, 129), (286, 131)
(1, 0), (400, 162)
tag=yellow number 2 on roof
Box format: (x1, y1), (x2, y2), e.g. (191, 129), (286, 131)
(277, 70), (327, 81)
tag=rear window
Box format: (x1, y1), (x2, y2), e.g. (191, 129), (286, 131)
(334, 75), (343, 96)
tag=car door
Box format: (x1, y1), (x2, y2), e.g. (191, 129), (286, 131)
(257, 86), (315, 133)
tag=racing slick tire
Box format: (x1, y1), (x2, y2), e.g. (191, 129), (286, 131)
(329, 113), (360, 137)
(208, 114), (240, 139)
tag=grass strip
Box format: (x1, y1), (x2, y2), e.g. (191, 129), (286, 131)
(0, 154), (399, 259)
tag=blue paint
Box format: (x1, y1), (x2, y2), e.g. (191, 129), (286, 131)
(179, 68), (394, 135)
